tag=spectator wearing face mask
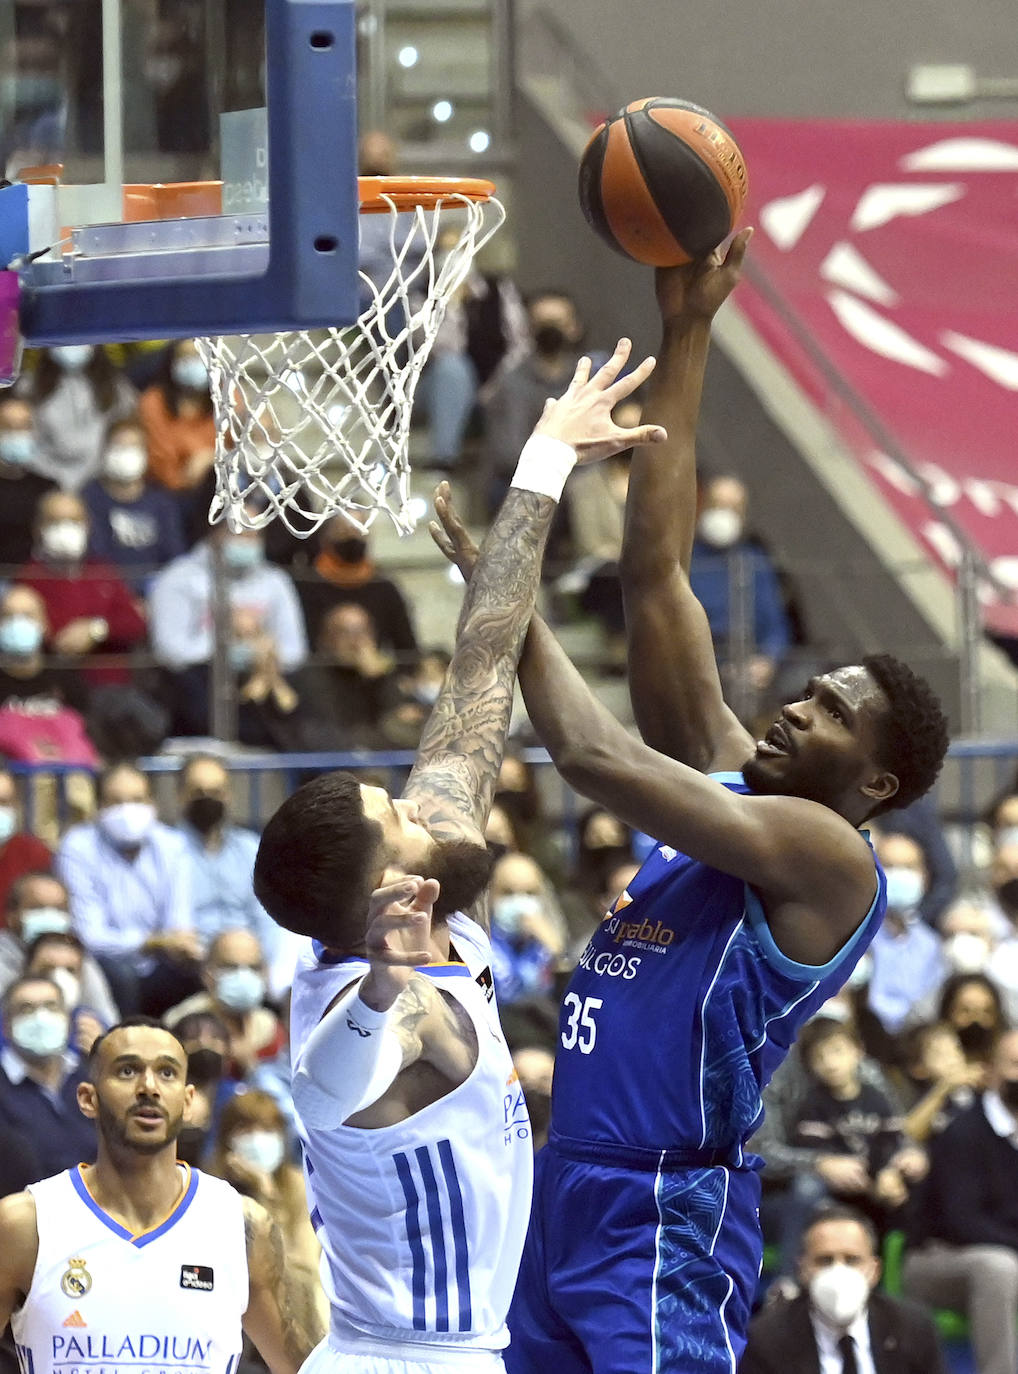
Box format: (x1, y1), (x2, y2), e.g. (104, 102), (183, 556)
(0, 584), (91, 714)
(0, 767), (52, 915)
(0, 395), (57, 566)
(0, 973), (98, 1175)
(488, 852), (565, 1005)
(866, 832), (946, 1035)
(899, 1021), (982, 1144)
(173, 1009), (236, 1166)
(936, 972), (1007, 1084)
(0, 870), (119, 1026)
(148, 520), (308, 688)
(742, 1206), (947, 1374)
(15, 489), (147, 684)
(937, 899), (998, 979)
(209, 1089), (325, 1322)
(296, 512), (418, 659)
(138, 339), (216, 494)
(23, 344), (137, 491)
(82, 416), (186, 587)
(55, 762), (200, 1017)
(174, 755), (298, 996)
(688, 473), (794, 717)
(164, 929), (282, 1082)
(24, 930), (107, 1056)
(903, 1028), (1018, 1374)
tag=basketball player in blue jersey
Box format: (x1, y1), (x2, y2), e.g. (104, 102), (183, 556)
(250, 342), (665, 1373)
(0, 1016), (322, 1374)
(429, 230), (951, 1374)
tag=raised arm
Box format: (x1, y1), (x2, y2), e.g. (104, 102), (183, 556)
(404, 340), (664, 846)
(431, 495), (876, 965)
(241, 1197), (324, 1374)
(621, 231), (753, 773)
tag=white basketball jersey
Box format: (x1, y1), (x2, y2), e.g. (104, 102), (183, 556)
(12, 1167), (248, 1374)
(290, 914), (534, 1351)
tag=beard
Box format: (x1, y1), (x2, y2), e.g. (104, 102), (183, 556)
(96, 1097), (186, 1156)
(426, 838), (496, 918)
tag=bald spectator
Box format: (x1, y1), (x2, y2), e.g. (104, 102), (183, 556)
(0, 394), (57, 566)
(0, 767), (52, 915)
(296, 511), (417, 657)
(307, 601), (403, 747)
(0, 974), (98, 1175)
(0, 870), (119, 1025)
(164, 929), (283, 1082)
(16, 489), (147, 683)
(0, 584), (90, 714)
(56, 762), (199, 1016)
(689, 473), (793, 715)
(174, 755), (300, 994)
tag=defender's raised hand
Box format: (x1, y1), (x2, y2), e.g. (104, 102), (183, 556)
(534, 338), (667, 466)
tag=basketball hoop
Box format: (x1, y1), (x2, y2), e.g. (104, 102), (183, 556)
(198, 176), (505, 536)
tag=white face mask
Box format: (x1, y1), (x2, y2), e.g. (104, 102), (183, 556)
(51, 344), (94, 372)
(46, 967), (81, 1010)
(231, 1129), (286, 1175)
(0, 803), (17, 843)
(809, 1263), (871, 1327)
(11, 1007), (69, 1058)
(493, 892), (542, 936)
(40, 519), (88, 562)
(99, 801), (156, 848)
(696, 507), (743, 550)
(103, 443), (148, 484)
(214, 966), (266, 1013)
(883, 865), (925, 912)
(20, 906), (72, 945)
(943, 931), (991, 974)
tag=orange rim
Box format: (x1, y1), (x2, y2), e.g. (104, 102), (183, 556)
(358, 176), (496, 214)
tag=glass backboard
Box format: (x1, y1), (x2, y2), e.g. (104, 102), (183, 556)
(0, 0), (360, 347)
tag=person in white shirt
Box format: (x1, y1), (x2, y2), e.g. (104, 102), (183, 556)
(741, 1207), (947, 1374)
(0, 1016), (322, 1374)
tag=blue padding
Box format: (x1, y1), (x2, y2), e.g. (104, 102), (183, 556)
(0, 185), (30, 270)
(20, 0), (359, 344)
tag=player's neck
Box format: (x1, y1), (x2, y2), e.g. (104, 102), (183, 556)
(86, 1145), (186, 1232)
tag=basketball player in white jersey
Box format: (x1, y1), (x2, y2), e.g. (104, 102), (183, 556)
(0, 1016), (323, 1374)
(251, 341), (666, 1372)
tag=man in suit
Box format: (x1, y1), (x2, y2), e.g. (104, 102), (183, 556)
(740, 1206), (947, 1374)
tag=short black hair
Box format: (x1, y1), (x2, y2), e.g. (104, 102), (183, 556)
(861, 653), (950, 816)
(254, 770), (384, 941)
(24, 930), (85, 965)
(802, 1203), (878, 1255)
(87, 1015), (184, 1072)
(936, 971), (1006, 1027)
(6, 869), (65, 913)
(1, 972), (63, 1017)
(797, 1015), (861, 1068)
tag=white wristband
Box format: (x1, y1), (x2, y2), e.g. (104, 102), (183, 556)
(344, 993), (391, 1036)
(510, 434), (578, 503)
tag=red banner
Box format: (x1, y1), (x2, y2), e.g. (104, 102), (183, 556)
(729, 119), (1018, 635)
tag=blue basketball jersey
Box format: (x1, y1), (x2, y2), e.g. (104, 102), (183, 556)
(551, 773), (887, 1163)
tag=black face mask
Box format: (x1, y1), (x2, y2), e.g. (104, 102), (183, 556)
(175, 1124), (208, 1166)
(184, 795), (226, 835)
(996, 878), (1018, 916)
(1000, 1079), (1018, 1112)
(330, 538), (368, 563)
(956, 1021), (996, 1057)
(186, 1048), (224, 1088)
(533, 324), (568, 357)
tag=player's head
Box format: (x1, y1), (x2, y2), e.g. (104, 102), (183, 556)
(254, 770), (494, 946)
(79, 1017), (193, 1157)
(742, 653), (949, 825)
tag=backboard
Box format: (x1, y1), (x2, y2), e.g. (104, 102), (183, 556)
(0, 0), (360, 347)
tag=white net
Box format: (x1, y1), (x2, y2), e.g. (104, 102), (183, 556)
(197, 185), (504, 537)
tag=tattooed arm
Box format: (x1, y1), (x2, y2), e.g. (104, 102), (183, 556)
(242, 1197), (324, 1374)
(403, 339), (665, 848)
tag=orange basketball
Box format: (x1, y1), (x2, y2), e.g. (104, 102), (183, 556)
(578, 97), (748, 266)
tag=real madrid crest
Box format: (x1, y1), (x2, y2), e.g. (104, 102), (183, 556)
(60, 1259), (92, 1299)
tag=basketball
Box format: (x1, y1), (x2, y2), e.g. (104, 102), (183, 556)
(578, 97), (748, 267)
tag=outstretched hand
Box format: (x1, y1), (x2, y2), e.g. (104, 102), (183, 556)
(534, 338), (667, 466)
(429, 483), (479, 581)
(361, 872), (440, 1003)
(655, 227), (753, 326)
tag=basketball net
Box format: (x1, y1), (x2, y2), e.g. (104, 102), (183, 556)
(198, 178), (504, 536)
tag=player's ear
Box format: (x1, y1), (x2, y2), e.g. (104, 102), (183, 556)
(861, 769), (897, 809)
(181, 1082), (196, 1123)
(77, 1081), (98, 1120)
